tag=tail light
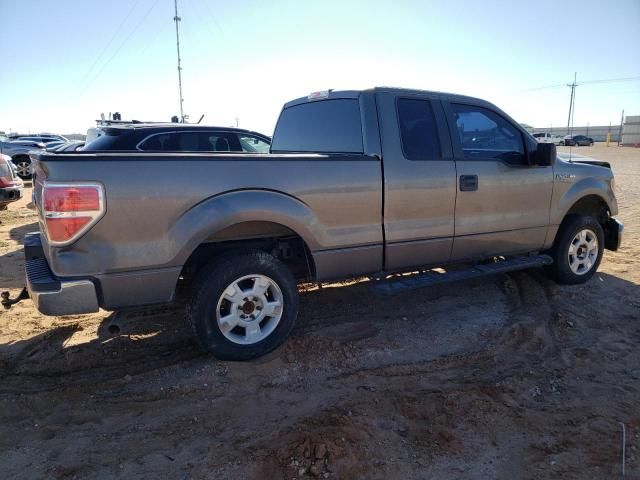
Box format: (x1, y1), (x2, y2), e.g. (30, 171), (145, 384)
(41, 182), (105, 246)
(0, 154), (15, 187)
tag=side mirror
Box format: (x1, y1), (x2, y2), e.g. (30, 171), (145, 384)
(531, 142), (556, 166)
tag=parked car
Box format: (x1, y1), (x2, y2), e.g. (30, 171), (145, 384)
(44, 141), (67, 151)
(0, 154), (23, 210)
(0, 135), (45, 179)
(48, 141), (85, 152)
(9, 134), (69, 144)
(24, 87), (622, 361)
(532, 132), (564, 145)
(82, 124), (271, 153)
(564, 135), (594, 147)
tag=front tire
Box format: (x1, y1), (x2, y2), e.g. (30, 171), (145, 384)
(187, 250), (299, 360)
(548, 215), (604, 284)
(12, 156), (32, 179)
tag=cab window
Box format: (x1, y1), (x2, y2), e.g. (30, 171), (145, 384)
(271, 99), (363, 153)
(451, 104), (525, 165)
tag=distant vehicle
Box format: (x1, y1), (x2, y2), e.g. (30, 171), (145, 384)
(564, 135), (594, 147)
(48, 141), (85, 152)
(44, 141), (67, 151)
(0, 154), (23, 210)
(82, 124), (271, 153)
(532, 132), (564, 145)
(9, 134), (69, 144)
(0, 135), (45, 179)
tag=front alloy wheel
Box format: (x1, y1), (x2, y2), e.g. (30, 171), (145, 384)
(548, 215), (604, 284)
(567, 229), (598, 275)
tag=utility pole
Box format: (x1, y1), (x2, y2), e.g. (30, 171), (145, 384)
(173, 0), (185, 122)
(567, 72), (577, 136)
(235, 117), (239, 128)
(617, 109), (624, 146)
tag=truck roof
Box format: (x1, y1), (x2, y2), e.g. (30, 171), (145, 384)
(283, 87), (489, 109)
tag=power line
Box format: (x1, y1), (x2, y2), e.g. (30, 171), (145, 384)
(525, 75), (640, 91)
(81, 0), (160, 96)
(78, 0), (142, 88)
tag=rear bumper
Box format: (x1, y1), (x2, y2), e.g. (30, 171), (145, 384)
(604, 218), (623, 251)
(24, 232), (99, 316)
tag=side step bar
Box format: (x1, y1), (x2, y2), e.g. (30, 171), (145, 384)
(370, 254), (553, 296)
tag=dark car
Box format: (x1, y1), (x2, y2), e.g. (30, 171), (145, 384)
(48, 141), (85, 152)
(10, 134), (69, 144)
(0, 154), (23, 210)
(564, 135), (594, 147)
(82, 124), (271, 153)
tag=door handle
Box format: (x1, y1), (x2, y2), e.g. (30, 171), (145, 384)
(459, 174), (478, 191)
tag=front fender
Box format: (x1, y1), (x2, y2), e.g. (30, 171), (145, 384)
(170, 189), (322, 265)
(551, 176), (618, 225)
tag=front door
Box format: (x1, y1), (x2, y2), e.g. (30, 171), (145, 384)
(445, 102), (554, 261)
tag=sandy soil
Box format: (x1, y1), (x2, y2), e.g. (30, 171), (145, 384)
(0, 144), (639, 479)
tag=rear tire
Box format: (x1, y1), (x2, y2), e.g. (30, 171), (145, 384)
(548, 215), (604, 284)
(187, 250), (299, 360)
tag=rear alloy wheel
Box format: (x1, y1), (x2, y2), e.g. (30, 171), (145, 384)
(215, 274), (284, 345)
(13, 157), (32, 179)
(187, 250), (299, 360)
(548, 215), (604, 284)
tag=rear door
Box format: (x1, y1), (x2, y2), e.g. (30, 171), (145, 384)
(377, 91), (457, 271)
(444, 101), (553, 260)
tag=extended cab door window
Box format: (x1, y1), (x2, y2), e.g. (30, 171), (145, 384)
(397, 98), (441, 160)
(451, 104), (526, 166)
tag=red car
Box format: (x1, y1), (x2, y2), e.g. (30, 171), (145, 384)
(0, 154), (23, 210)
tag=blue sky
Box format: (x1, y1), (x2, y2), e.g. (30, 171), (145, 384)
(1, 0), (639, 135)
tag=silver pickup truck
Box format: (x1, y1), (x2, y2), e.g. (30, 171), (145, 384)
(25, 87), (622, 360)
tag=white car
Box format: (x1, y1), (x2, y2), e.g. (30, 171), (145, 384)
(533, 132), (564, 145)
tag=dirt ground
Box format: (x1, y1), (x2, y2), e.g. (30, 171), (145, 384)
(0, 143), (639, 479)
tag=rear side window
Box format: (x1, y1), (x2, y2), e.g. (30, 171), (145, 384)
(138, 133), (174, 151)
(397, 98), (441, 160)
(239, 135), (270, 153)
(138, 132), (242, 152)
(271, 99), (363, 153)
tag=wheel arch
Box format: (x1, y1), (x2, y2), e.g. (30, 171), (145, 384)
(171, 190), (321, 282)
(552, 176), (617, 226)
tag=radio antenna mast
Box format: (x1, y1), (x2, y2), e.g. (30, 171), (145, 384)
(173, 0), (185, 122)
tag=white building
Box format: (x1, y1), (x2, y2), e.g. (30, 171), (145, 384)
(622, 116), (640, 146)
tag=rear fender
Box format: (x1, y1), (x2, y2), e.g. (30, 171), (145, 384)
(170, 189), (321, 265)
